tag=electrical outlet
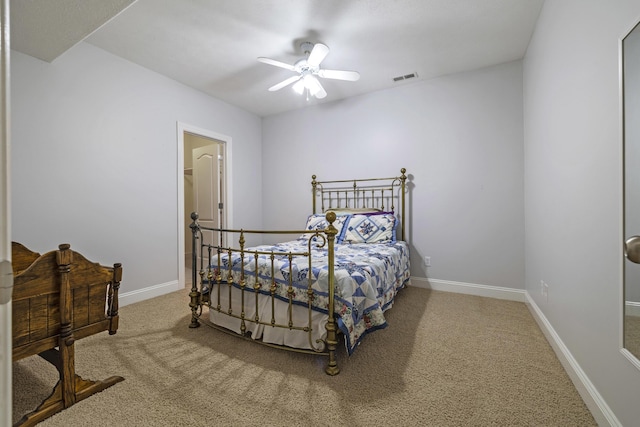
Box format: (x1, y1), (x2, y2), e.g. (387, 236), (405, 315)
(540, 280), (548, 301)
(424, 256), (431, 267)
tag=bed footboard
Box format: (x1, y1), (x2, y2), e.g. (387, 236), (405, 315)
(189, 212), (341, 375)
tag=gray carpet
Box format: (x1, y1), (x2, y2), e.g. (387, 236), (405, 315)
(13, 286), (596, 426)
(625, 315), (640, 358)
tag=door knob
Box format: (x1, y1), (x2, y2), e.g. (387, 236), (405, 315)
(625, 235), (640, 264)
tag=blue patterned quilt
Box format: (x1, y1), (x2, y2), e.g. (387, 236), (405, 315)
(206, 239), (410, 354)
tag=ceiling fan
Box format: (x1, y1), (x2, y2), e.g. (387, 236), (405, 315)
(258, 42), (360, 99)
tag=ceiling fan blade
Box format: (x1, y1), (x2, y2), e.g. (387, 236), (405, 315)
(317, 69), (361, 81)
(268, 75), (301, 91)
(307, 43), (329, 67)
(258, 57), (296, 71)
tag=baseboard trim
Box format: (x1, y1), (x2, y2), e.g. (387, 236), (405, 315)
(119, 280), (184, 307)
(410, 276), (526, 302)
(525, 292), (621, 427)
(626, 300), (640, 317)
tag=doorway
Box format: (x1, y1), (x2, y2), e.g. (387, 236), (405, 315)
(177, 122), (232, 289)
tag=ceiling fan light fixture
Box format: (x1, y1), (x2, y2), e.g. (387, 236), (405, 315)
(292, 73), (322, 98)
(304, 74), (321, 96)
(292, 78), (305, 95)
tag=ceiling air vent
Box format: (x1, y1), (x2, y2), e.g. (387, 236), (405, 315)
(393, 72), (418, 82)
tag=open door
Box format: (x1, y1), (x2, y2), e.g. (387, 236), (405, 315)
(622, 20), (640, 365)
(178, 124), (231, 290)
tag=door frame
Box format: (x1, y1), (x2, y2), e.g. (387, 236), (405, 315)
(0, 1), (10, 424)
(177, 122), (232, 288)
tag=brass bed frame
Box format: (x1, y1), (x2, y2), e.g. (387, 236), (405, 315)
(188, 168), (407, 375)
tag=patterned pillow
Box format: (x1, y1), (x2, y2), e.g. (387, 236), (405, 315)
(342, 213), (397, 244)
(299, 213), (350, 242)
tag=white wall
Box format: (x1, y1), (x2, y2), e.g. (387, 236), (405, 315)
(10, 42), (262, 298)
(262, 61), (525, 290)
(524, 0), (640, 425)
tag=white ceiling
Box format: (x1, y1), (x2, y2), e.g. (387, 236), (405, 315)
(10, 0), (545, 117)
(10, 0), (136, 63)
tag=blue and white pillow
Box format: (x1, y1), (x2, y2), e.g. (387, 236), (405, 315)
(299, 213), (350, 242)
(342, 213), (397, 244)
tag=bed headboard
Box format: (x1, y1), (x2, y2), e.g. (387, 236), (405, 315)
(311, 168), (408, 241)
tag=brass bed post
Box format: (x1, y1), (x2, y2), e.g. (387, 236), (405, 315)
(400, 168), (407, 241)
(324, 211), (340, 375)
(311, 175), (318, 214)
(189, 212), (201, 328)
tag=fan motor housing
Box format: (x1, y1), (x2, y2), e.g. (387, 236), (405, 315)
(294, 58), (317, 74)
(300, 41), (315, 55)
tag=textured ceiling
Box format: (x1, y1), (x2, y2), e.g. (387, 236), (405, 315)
(10, 0), (545, 117)
(10, 0), (135, 62)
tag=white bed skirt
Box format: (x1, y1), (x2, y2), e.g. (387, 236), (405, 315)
(208, 284), (329, 352)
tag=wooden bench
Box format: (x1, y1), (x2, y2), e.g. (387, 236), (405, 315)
(12, 242), (123, 426)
